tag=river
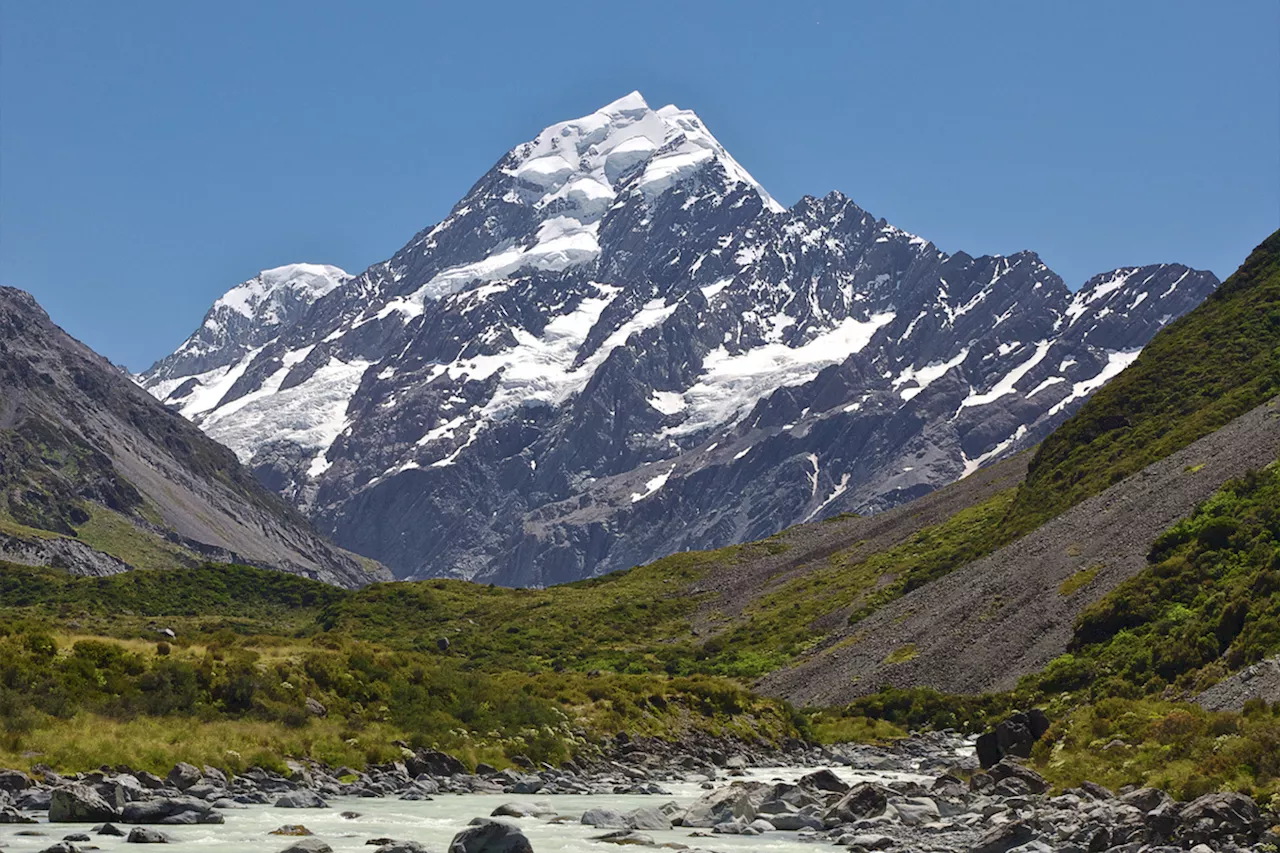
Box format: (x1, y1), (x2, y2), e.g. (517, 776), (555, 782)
(0, 765), (931, 853)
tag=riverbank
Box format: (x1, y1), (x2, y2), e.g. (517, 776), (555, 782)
(1, 732), (1275, 852)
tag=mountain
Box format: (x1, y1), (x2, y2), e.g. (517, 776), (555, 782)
(0, 286), (390, 588)
(141, 92), (1220, 586)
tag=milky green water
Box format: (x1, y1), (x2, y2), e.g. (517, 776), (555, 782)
(0, 766), (927, 853)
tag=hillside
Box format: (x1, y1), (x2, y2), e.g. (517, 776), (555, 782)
(0, 287), (390, 588)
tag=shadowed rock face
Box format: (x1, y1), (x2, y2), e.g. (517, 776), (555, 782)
(0, 286), (390, 588)
(141, 93), (1219, 586)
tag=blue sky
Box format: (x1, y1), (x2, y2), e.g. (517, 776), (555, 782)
(2, 1), (1277, 370)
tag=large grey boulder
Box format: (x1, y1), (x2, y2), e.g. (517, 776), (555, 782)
(0, 769), (30, 793)
(797, 769), (848, 794)
(449, 818), (533, 853)
(165, 762), (202, 791)
(275, 791), (329, 809)
(681, 782), (769, 827)
(49, 783), (122, 822)
(624, 807), (672, 831)
(1178, 791), (1267, 844)
(581, 808), (628, 829)
(126, 826), (170, 843)
(825, 783), (889, 823)
(491, 801), (556, 818)
(121, 795), (222, 824)
(277, 840), (333, 853)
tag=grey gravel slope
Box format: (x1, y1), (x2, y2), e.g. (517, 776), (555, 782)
(0, 286), (391, 587)
(758, 396), (1280, 706)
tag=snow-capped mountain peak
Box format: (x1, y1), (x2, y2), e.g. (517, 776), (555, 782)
(142, 94), (1221, 588)
(212, 263), (349, 321)
(380, 92), (784, 311)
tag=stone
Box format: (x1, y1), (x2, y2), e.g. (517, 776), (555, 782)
(826, 783), (889, 822)
(271, 825), (314, 835)
(122, 796), (222, 824)
(449, 818), (533, 853)
(624, 807), (672, 831)
(165, 762), (202, 791)
(976, 732), (1002, 769)
(890, 796), (940, 826)
(407, 749), (467, 778)
(49, 784), (122, 823)
(591, 830), (654, 846)
(681, 782), (768, 827)
(276, 840), (333, 853)
(970, 820), (1037, 853)
(0, 805), (36, 823)
(126, 826), (170, 843)
(275, 791), (329, 809)
(96, 823), (127, 836)
(581, 808), (628, 829)
(766, 812), (824, 831)
(305, 697), (328, 717)
(0, 769), (31, 793)
(492, 801), (556, 819)
(1118, 787), (1171, 813)
(375, 843), (431, 853)
(1178, 791), (1266, 843)
(988, 759), (1050, 794)
(797, 769), (848, 794)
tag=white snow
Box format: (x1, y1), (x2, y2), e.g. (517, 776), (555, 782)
(200, 356), (371, 471)
(1049, 350), (1141, 416)
(894, 348), (970, 400)
(1066, 268), (1137, 324)
(212, 264), (348, 322)
(804, 473), (850, 522)
(961, 424), (1029, 478)
(649, 390), (687, 415)
(384, 92), (783, 308)
(1026, 376), (1067, 398)
(630, 468), (673, 503)
(700, 278), (732, 301)
(958, 341), (1051, 411)
(667, 312), (896, 437)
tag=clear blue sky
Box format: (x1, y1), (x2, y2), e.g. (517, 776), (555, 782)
(2, 1), (1277, 370)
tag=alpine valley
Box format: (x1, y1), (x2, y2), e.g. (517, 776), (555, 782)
(140, 92), (1219, 586)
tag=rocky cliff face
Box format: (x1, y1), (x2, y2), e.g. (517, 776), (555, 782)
(0, 286), (389, 587)
(142, 92), (1219, 585)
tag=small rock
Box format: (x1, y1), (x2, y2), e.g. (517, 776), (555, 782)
(271, 825), (314, 836)
(126, 826), (170, 843)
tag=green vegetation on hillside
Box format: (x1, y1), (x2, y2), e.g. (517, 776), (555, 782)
(1009, 230), (1280, 533)
(0, 561), (800, 774)
(1029, 463), (1280, 701)
(823, 458), (1280, 800)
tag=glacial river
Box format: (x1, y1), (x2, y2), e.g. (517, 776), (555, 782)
(0, 766), (930, 853)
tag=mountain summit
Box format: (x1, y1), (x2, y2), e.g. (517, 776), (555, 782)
(142, 93), (1220, 585)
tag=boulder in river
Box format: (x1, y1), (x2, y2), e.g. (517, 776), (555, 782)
(450, 818), (533, 853)
(126, 826), (170, 843)
(49, 784), (122, 822)
(275, 791), (329, 809)
(825, 782), (889, 823)
(276, 839), (333, 853)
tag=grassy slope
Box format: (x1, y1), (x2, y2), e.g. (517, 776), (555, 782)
(1007, 229), (1280, 533)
